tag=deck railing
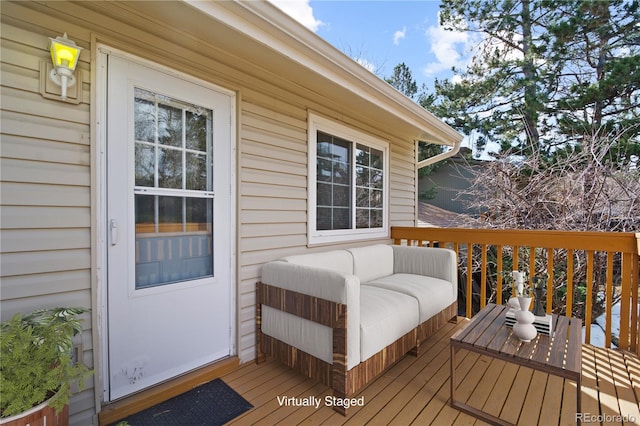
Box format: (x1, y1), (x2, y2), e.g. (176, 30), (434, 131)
(391, 227), (640, 355)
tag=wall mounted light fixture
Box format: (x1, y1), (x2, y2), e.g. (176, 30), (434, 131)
(48, 33), (82, 100)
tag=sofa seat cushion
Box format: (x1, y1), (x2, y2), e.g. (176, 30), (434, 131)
(364, 274), (456, 323)
(359, 286), (419, 362)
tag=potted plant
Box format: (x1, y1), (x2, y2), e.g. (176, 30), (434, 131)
(0, 307), (93, 425)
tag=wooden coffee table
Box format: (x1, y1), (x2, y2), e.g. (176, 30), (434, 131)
(450, 303), (582, 426)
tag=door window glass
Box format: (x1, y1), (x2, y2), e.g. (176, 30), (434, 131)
(133, 88), (214, 289)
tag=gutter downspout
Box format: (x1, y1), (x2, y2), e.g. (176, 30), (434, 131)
(413, 138), (462, 228)
(415, 138), (462, 171)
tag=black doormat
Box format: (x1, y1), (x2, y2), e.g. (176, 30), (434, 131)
(113, 379), (253, 426)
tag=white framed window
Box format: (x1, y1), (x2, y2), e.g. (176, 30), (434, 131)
(308, 112), (389, 245)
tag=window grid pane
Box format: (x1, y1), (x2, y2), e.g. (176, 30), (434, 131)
(316, 132), (384, 232)
(316, 132), (352, 230)
(355, 144), (384, 229)
(133, 88), (214, 289)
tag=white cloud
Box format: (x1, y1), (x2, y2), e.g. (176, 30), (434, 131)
(393, 27), (406, 46)
(268, 0), (324, 32)
(451, 74), (464, 85)
(422, 22), (475, 77)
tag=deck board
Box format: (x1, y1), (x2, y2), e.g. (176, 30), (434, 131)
(501, 367), (534, 424)
(465, 358), (507, 419)
(224, 318), (640, 425)
(593, 346), (625, 423)
(518, 370), (547, 425)
(624, 351), (640, 409)
(608, 349), (640, 424)
(394, 339), (469, 424)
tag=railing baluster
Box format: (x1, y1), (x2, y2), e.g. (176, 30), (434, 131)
(480, 244), (487, 309)
(620, 252), (632, 351)
(529, 247), (536, 293)
(467, 243), (473, 318)
(585, 250), (594, 345)
(631, 251), (639, 355)
(547, 248), (554, 314)
(497, 245), (503, 305)
(566, 250), (574, 318)
(605, 252), (614, 348)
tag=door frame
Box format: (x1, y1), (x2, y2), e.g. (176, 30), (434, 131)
(94, 45), (237, 404)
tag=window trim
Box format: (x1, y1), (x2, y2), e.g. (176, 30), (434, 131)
(308, 112), (390, 246)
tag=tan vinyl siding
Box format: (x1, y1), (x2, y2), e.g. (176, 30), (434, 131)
(0, 18), (95, 425)
(1, 1), (423, 423)
(236, 94), (418, 361)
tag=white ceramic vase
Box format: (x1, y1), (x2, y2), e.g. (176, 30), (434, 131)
(517, 296), (532, 311)
(513, 299), (537, 342)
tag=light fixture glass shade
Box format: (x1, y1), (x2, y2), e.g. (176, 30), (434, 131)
(48, 33), (82, 100)
(49, 33), (82, 71)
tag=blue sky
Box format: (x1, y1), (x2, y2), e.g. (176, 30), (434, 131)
(269, 0), (490, 156)
(269, 1), (475, 93)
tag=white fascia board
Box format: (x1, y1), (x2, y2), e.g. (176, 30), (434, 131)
(184, 0), (463, 147)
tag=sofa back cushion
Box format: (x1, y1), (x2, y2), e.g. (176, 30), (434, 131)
(282, 250), (354, 275)
(348, 244), (394, 283)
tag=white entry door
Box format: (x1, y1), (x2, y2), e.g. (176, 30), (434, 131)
(106, 54), (234, 401)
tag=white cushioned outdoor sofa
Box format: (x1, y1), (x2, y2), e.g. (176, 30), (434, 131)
(256, 244), (458, 415)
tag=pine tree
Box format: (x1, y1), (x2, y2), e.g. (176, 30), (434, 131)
(434, 0), (640, 163)
(386, 62), (419, 99)
(545, 0), (640, 165)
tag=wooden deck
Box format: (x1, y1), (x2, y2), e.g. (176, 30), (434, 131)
(224, 319), (640, 425)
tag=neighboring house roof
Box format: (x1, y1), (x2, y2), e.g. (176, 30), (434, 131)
(417, 201), (481, 228)
(88, 0), (463, 149)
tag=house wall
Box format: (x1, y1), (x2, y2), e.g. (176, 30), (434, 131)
(0, 18), (96, 424)
(0, 2), (417, 424)
(419, 158), (481, 215)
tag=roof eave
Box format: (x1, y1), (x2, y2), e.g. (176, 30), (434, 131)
(184, 0), (463, 147)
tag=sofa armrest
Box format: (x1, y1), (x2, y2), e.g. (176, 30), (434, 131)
(261, 261), (360, 305)
(392, 245), (458, 296)
(259, 261), (361, 369)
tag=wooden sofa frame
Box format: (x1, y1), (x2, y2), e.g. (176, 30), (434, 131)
(255, 281), (457, 415)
